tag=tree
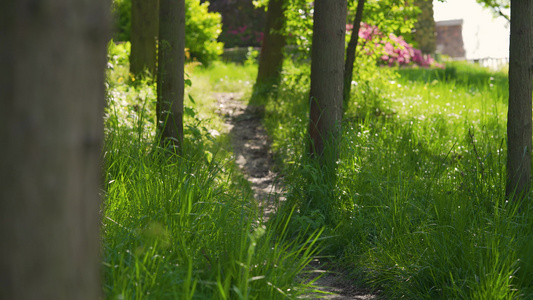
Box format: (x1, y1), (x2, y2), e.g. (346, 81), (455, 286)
(253, 0), (287, 101)
(130, 0), (159, 76)
(306, 0), (346, 222)
(343, 0), (366, 106)
(308, 0), (346, 158)
(0, 0), (109, 298)
(506, 0), (533, 200)
(412, 0), (436, 54)
(157, 0), (186, 151)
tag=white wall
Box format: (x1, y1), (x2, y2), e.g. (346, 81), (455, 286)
(433, 0), (509, 60)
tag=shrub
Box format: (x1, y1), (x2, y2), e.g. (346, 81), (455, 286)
(185, 0), (223, 66)
(353, 22), (444, 68)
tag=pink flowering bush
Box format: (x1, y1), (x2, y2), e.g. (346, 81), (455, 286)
(351, 23), (444, 68)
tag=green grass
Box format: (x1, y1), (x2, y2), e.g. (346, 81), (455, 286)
(190, 61), (257, 94)
(104, 41), (533, 298)
(102, 43), (322, 299)
(262, 60), (533, 298)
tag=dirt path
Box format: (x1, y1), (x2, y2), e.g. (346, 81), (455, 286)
(214, 92), (283, 219)
(214, 92), (378, 299)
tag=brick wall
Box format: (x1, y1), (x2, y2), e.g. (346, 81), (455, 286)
(436, 20), (465, 59)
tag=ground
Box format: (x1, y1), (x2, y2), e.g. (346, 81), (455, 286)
(215, 92), (379, 299)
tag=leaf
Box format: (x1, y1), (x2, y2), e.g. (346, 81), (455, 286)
(186, 125), (202, 138)
(185, 78), (192, 87)
(204, 150), (213, 164)
(184, 107), (196, 118)
(188, 94), (196, 104)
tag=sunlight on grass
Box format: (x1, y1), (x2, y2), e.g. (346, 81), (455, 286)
(102, 44), (321, 299)
(104, 40), (533, 298)
(192, 61), (257, 94)
(263, 60), (533, 299)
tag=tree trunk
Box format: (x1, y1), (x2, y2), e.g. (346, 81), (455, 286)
(157, 0), (185, 151)
(130, 0), (160, 76)
(253, 0), (287, 101)
(0, 0), (109, 298)
(308, 0), (346, 158)
(506, 0), (533, 200)
(343, 0), (366, 106)
(413, 0), (436, 55)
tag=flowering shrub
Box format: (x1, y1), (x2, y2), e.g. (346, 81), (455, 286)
(351, 23), (444, 68)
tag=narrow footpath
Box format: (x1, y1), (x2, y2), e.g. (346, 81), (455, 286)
(214, 92), (378, 300)
(214, 92), (283, 219)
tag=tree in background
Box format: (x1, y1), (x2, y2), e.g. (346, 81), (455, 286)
(157, 0), (186, 150)
(306, 0), (346, 222)
(253, 0), (287, 101)
(506, 0), (532, 200)
(343, 0), (366, 106)
(412, 0), (436, 54)
(308, 0), (346, 158)
(0, 0), (109, 298)
(130, 0), (159, 76)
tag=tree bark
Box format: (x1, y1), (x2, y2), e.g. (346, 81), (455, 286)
(130, 0), (160, 76)
(253, 0), (287, 101)
(0, 0), (109, 298)
(506, 0), (533, 200)
(157, 0), (185, 151)
(308, 0), (346, 158)
(413, 0), (436, 55)
(343, 0), (366, 106)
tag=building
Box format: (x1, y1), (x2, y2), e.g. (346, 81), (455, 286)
(433, 0), (509, 68)
(435, 19), (465, 59)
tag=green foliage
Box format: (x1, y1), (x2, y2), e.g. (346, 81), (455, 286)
(476, 0), (510, 21)
(262, 59), (533, 298)
(111, 0), (131, 42)
(284, 0), (419, 60)
(284, 0), (314, 59)
(185, 0), (224, 66)
(107, 40), (131, 71)
(359, 0), (419, 41)
(110, 0), (223, 66)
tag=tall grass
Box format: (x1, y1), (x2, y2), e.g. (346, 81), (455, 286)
(102, 43), (322, 299)
(263, 60), (533, 298)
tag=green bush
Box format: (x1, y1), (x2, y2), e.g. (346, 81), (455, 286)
(185, 0), (223, 66)
(111, 0), (223, 66)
